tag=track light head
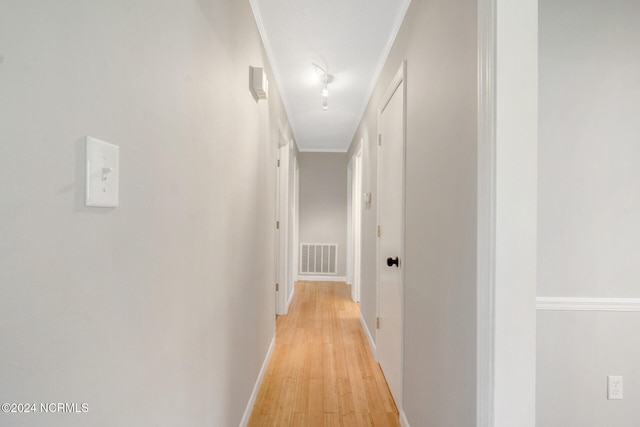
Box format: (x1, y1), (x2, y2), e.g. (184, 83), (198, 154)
(313, 63), (334, 111)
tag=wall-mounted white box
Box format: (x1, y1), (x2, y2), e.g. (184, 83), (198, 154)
(250, 66), (269, 100)
(86, 136), (119, 207)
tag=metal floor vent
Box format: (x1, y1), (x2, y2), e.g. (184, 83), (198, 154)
(300, 243), (338, 275)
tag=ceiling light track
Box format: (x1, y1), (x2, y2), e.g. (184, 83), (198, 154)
(313, 63), (334, 111)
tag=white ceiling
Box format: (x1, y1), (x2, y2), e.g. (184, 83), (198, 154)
(250, 0), (411, 152)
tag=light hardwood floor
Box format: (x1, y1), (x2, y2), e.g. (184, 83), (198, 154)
(248, 281), (400, 427)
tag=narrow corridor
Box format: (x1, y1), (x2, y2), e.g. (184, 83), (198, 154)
(248, 281), (400, 426)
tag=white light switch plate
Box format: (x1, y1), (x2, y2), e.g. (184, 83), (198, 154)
(86, 136), (119, 207)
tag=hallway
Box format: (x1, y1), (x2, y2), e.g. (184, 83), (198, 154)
(248, 282), (400, 426)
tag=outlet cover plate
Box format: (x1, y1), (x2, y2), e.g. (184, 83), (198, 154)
(608, 375), (623, 400)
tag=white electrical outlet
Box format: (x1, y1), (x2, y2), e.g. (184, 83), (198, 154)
(608, 375), (623, 400)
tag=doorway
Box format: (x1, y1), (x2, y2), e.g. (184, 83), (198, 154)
(347, 142), (363, 303)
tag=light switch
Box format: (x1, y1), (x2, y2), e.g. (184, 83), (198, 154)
(86, 136), (119, 207)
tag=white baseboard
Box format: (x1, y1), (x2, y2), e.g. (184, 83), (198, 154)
(239, 335), (275, 427)
(360, 312), (376, 358)
(400, 410), (410, 427)
(297, 275), (347, 283)
(536, 297), (640, 312)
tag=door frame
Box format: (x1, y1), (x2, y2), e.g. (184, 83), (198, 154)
(276, 132), (290, 316)
(350, 141), (363, 302)
(347, 159), (354, 287)
(375, 60), (407, 407)
(288, 151), (299, 309)
(477, 1), (538, 426)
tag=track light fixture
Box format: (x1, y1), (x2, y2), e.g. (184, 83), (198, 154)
(313, 63), (333, 111)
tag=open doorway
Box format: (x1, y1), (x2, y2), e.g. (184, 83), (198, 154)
(347, 141), (363, 303)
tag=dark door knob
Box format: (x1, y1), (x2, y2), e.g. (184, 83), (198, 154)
(386, 257), (399, 267)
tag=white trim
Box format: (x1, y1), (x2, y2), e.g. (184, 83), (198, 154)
(296, 275), (346, 283)
(292, 159), (300, 284)
(276, 145), (290, 316)
(277, 123), (289, 147)
(239, 336), (275, 427)
(491, 1), (538, 425)
(290, 155), (300, 298)
(349, 0), (412, 148)
(251, 0), (411, 154)
(360, 312), (376, 357)
(346, 158), (354, 287)
(536, 297), (640, 312)
(400, 411), (411, 427)
(476, 0), (496, 426)
(380, 64), (405, 113)
(248, 1), (301, 146)
(351, 142), (363, 303)
(297, 148), (348, 153)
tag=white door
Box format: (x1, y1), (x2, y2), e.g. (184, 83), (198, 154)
(376, 65), (405, 408)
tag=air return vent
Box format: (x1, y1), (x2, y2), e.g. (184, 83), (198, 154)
(300, 243), (338, 275)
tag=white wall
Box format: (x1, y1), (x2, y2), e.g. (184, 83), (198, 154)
(348, 0), (478, 424)
(298, 152), (348, 278)
(538, 1), (640, 425)
(0, 1), (291, 425)
(538, 0), (640, 298)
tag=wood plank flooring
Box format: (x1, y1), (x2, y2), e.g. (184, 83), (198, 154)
(248, 281), (400, 427)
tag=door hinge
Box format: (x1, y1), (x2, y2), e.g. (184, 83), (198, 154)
(376, 317), (380, 329)
(277, 159), (280, 167)
(276, 283), (279, 292)
(378, 134), (382, 146)
(276, 221), (280, 229)
(377, 225), (381, 238)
